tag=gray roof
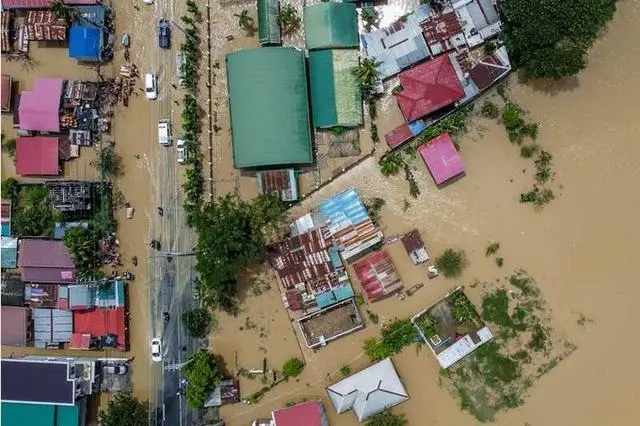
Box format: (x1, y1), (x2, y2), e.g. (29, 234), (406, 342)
(464, 0), (499, 29)
(33, 308), (72, 347)
(326, 357), (409, 421)
(68, 284), (94, 309)
(0, 359), (75, 405)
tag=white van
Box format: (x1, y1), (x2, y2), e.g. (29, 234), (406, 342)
(158, 119), (171, 146)
(145, 73), (158, 100)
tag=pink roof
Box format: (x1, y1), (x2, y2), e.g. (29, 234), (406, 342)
(272, 401), (325, 426)
(69, 333), (91, 349)
(418, 133), (465, 185)
(15, 136), (59, 176)
(19, 239), (76, 283)
(18, 77), (63, 132)
(1, 0), (98, 9)
(396, 55), (465, 122)
(1, 306), (28, 346)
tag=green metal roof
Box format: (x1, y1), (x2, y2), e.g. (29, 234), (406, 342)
(304, 3), (359, 50)
(226, 48), (313, 168)
(258, 0), (281, 45)
(309, 49), (363, 128)
(1, 402), (81, 426)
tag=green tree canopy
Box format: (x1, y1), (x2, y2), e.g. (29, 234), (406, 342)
(63, 225), (100, 279)
(366, 410), (408, 426)
(181, 308), (212, 338)
(501, 0), (617, 79)
(98, 392), (148, 426)
(183, 349), (222, 409)
(282, 357), (304, 378)
(193, 193), (285, 312)
(12, 186), (58, 237)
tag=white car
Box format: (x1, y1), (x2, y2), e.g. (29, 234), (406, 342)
(176, 139), (186, 164)
(144, 73), (158, 100)
(151, 338), (162, 362)
(143, 0), (154, 4)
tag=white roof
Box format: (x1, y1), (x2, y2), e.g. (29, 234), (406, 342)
(326, 357), (409, 422)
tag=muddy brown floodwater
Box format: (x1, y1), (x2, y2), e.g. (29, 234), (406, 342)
(218, 2), (640, 426)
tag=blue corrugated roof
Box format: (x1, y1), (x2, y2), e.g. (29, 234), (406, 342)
(1, 223), (10, 236)
(95, 280), (125, 307)
(408, 120), (426, 136)
(328, 246), (342, 269)
(319, 188), (370, 227)
(316, 291), (337, 309)
(69, 26), (102, 61)
(333, 285), (355, 302)
(1, 237), (17, 268)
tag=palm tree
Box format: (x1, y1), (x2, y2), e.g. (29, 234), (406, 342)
(234, 10), (256, 36)
(276, 5), (301, 36)
(353, 58), (380, 93)
(361, 6), (381, 32)
(378, 152), (404, 176)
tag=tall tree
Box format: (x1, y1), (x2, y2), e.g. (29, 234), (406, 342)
(501, 0), (618, 79)
(193, 194), (285, 312)
(183, 350), (222, 409)
(98, 392), (148, 426)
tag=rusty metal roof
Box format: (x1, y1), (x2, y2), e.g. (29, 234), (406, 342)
(25, 10), (66, 41)
(421, 12), (463, 51)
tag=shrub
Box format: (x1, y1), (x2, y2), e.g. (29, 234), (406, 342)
(520, 144), (539, 158)
(501, 103), (524, 131)
(1, 177), (18, 199)
(366, 411), (408, 426)
(434, 249), (468, 278)
(339, 365), (352, 377)
(282, 357), (304, 378)
(485, 242), (500, 256)
(480, 100), (500, 119)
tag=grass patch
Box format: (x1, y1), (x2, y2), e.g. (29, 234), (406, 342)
(366, 310), (380, 324)
(339, 365), (351, 377)
(440, 270), (575, 422)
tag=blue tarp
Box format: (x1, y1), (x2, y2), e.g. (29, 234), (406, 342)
(408, 119), (427, 136)
(69, 26), (102, 61)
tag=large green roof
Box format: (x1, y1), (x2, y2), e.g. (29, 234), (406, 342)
(258, 0), (280, 45)
(309, 49), (363, 128)
(1, 402), (81, 426)
(226, 48), (313, 168)
(304, 3), (359, 50)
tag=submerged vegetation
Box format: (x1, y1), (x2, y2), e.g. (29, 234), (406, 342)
(440, 270), (576, 421)
(501, 0), (618, 80)
(363, 318), (417, 362)
(434, 248), (468, 278)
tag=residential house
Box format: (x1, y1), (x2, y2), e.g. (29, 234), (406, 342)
(327, 357), (409, 422)
(18, 239), (76, 284)
(15, 136), (60, 176)
(453, 0), (502, 47)
(253, 400), (330, 426)
(18, 78), (64, 133)
(317, 188), (384, 262)
(418, 133), (466, 185)
(401, 230), (429, 264)
(353, 250), (404, 302)
(256, 170), (299, 202)
(0, 306), (31, 346)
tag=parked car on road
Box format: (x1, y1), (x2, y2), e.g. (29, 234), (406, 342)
(144, 73), (158, 100)
(158, 19), (171, 49)
(151, 338), (162, 362)
(158, 119), (171, 146)
(176, 139), (186, 164)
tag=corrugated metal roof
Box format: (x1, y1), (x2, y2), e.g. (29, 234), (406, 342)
(308, 49), (363, 128)
(257, 0), (280, 45)
(304, 3), (359, 50)
(1, 275), (25, 306)
(353, 250), (404, 302)
(32, 308), (72, 346)
(327, 357), (409, 421)
(273, 400), (328, 426)
(256, 169), (298, 201)
(1, 236), (18, 268)
(1, 0), (98, 8)
(318, 189), (383, 260)
(68, 284), (94, 310)
(0, 306), (28, 346)
(226, 48), (313, 168)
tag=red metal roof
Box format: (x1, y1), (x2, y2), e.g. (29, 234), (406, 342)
(25, 10), (66, 41)
(421, 12), (463, 50)
(272, 401), (326, 426)
(401, 229), (425, 254)
(1, 12), (11, 53)
(1, 0), (98, 9)
(385, 124), (413, 148)
(69, 333), (91, 349)
(1, 74), (11, 111)
(268, 229), (335, 291)
(353, 250), (403, 302)
(15, 136), (60, 176)
(396, 55), (465, 122)
(1, 200), (11, 220)
(73, 307), (126, 350)
(468, 53), (509, 91)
